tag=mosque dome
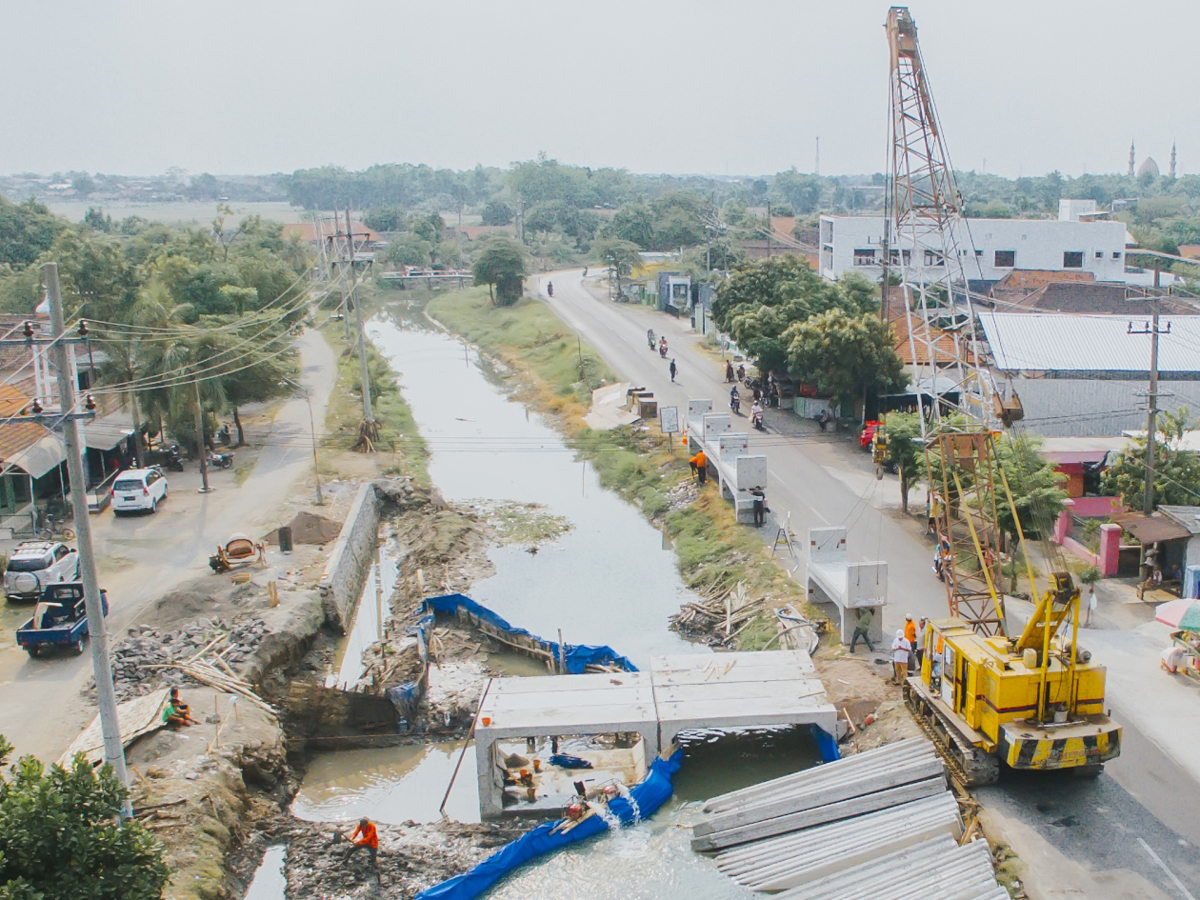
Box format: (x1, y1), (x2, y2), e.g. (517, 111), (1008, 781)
(1138, 157), (1160, 178)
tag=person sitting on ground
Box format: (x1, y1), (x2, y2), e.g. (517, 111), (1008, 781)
(342, 817), (379, 868)
(163, 695), (198, 728)
(168, 687), (193, 719)
(817, 408), (831, 431)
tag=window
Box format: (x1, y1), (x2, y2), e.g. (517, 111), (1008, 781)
(1113, 251), (1121, 259)
(994, 250), (1016, 268)
(54, 546), (69, 561)
(1063, 251), (1084, 268)
(923, 250), (944, 267)
(1095, 251), (1103, 259)
(852, 248), (877, 266)
(888, 249), (912, 265)
(975, 249), (983, 257)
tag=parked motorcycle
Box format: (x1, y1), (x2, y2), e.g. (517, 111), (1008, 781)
(218, 424), (232, 447)
(207, 450), (235, 470)
(145, 441), (185, 472)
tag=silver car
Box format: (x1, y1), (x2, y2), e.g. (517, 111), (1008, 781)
(4, 541), (80, 602)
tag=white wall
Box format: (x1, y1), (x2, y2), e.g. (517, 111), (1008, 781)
(819, 215), (1128, 284)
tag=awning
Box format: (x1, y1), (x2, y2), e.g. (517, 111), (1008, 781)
(83, 422), (134, 452)
(4, 432), (67, 479)
(1043, 450), (1111, 466)
(1111, 512), (1191, 544)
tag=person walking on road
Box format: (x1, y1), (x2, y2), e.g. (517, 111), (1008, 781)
(850, 607), (875, 653)
(669, 358), (677, 382)
(891, 630), (912, 685)
(1086, 584), (1097, 627)
(690, 450), (707, 484)
(725, 361), (734, 382)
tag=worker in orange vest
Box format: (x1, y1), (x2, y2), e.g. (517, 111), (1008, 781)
(343, 817), (379, 867)
(690, 450), (707, 484)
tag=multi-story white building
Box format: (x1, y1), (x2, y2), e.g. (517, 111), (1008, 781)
(818, 209), (1129, 284)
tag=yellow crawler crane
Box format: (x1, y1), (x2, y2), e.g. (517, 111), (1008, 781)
(885, 6), (1120, 783)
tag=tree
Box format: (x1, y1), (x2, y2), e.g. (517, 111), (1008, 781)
(774, 169), (823, 214)
(363, 205), (406, 232)
(473, 235), (527, 306)
(1102, 407), (1200, 509)
(481, 200), (514, 226)
(0, 196), (67, 268)
(992, 434), (1067, 546)
(882, 412), (924, 513)
(785, 309), (907, 406)
(0, 735), (170, 899)
(592, 237), (643, 299)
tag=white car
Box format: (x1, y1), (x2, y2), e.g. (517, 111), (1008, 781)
(4, 541), (80, 602)
(111, 467), (169, 515)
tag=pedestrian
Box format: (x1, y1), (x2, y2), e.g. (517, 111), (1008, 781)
(725, 361), (734, 382)
(891, 630), (912, 685)
(341, 817), (379, 869)
(904, 614), (918, 672)
(817, 408), (831, 432)
(925, 493), (937, 535)
(690, 450), (707, 484)
(1086, 584), (1097, 627)
(914, 617), (927, 670)
(582, 266), (588, 277)
(745, 486), (766, 526)
(669, 358), (677, 382)
(850, 607), (875, 652)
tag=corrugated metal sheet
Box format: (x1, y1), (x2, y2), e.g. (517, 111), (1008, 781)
(980, 312), (1200, 375)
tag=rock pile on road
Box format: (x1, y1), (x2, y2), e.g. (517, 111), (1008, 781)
(107, 616), (269, 701)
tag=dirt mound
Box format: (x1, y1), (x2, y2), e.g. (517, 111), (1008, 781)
(263, 511), (343, 546)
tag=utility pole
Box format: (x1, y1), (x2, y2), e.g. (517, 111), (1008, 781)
(306, 387), (323, 506)
(766, 200), (772, 259)
(815, 136), (820, 176)
(194, 377), (211, 493)
(456, 202), (464, 271)
(45, 263), (130, 810)
(1129, 275), (1168, 515)
(346, 208), (374, 426)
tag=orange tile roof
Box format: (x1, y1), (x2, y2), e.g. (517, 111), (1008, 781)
(0, 383), (53, 466)
(991, 269), (1095, 292)
(888, 313), (978, 367)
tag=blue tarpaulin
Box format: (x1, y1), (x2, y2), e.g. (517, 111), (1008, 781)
(412, 750), (683, 900)
(422, 593), (637, 673)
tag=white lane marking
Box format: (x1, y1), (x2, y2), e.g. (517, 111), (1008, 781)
(1138, 837), (1197, 900)
(769, 471), (829, 525)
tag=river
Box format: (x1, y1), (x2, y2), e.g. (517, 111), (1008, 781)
(273, 300), (819, 899)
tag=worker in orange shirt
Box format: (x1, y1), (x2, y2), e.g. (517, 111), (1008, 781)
(904, 614), (918, 673)
(343, 817), (379, 867)
(690, 450), (707, 484)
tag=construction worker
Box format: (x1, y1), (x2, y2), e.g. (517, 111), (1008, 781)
(914, 617), (928, 670)
(690, 450), (707, 484)
(342, 817), (379, 868)
(904, 615), (918, 672)
(850, 607), (874, 653)
(891, 630), (911, 686)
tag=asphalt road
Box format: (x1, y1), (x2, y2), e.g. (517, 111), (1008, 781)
(539, 268), (1200, 900)
(0, 327), (335, 762)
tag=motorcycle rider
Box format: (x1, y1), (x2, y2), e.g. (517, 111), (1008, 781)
(659, 336), (668, 358)
(647, 328), (656, 350)
(751, 400), (764, 429)
(730, 385), (741, 415)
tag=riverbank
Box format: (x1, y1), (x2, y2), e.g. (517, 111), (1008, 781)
(427, 287), (815, 649)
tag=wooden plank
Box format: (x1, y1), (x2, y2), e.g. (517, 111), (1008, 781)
(59, 689), (170, 767)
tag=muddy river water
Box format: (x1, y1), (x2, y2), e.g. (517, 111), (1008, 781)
(277, 305), (820, 898)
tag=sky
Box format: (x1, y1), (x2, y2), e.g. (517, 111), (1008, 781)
(0, 0), (1193, 180)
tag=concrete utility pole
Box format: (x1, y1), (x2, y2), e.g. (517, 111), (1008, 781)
(194, 377), (211, 493)
(766, 200), (772, 260)
(45, 263), (130, 808)
(1130, 274), (1168, 516)
(346, 208), (374, 425)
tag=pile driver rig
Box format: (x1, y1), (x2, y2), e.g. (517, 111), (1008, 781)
(884, 7), (1121, 783)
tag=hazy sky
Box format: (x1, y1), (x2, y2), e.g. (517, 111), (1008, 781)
(1, 1), (1192, 179)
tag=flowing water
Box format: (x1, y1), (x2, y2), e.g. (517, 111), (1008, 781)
(326, 538), (399, 689)
(288, 301), (821, 899)
(242, 845), (286, 900)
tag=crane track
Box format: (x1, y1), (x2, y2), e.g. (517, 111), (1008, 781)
(903, 678), (999, 786)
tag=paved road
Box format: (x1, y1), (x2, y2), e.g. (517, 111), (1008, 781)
(0, 328), (335, 762)
(538, 269), (1200, 900)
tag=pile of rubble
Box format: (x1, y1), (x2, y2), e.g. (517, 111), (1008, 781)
(108, 616), (269, 701)
(665, 480), (699, 512)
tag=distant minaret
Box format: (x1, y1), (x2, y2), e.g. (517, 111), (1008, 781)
(1128, 140), (1136, 177)
(1170, 142), (1177, 178)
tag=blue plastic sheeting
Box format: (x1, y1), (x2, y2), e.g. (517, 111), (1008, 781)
(422, 593), (638, 674)
(809, 723), (840, 762)
(548, 754), (593, 770)
(387, 612), (436, 724)
(413, 750), (683, 900)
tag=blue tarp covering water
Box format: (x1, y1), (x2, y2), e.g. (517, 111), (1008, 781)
(422, 593), (638, 674)
(413, 749), (683, 900)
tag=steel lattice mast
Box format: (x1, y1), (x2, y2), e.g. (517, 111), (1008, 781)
(886, 7), (1014, 635)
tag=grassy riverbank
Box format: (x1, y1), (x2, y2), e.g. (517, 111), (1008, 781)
(318, 311), (429, 483)
(427, 287), (810, 647)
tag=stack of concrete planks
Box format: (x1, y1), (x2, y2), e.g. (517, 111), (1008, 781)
(774, 835), (1009, 900)
(694, 738), (1006, 896)
(693, 738), (945, 852)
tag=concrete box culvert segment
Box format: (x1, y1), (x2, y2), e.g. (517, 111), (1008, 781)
(317, 482), (380, 631)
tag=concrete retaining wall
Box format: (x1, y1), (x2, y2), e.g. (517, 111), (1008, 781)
(318, 482), (380, 631)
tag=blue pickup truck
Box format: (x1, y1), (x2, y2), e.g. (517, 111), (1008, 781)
(15, 583), (109, 658)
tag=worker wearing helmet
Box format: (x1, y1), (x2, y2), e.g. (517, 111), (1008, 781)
(891, 630), (912, 686)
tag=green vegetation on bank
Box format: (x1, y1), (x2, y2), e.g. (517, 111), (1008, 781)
(425, 286), (810, 645)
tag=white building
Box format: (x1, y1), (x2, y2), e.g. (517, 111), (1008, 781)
(818, 212), (1129, 284)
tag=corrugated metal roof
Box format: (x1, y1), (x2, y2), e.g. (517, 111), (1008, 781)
(980, 312), (1200, 375)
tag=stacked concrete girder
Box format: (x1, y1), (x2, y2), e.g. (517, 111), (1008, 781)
(695, 739), (1006, 895)
(776, 835), (1008, 900)
(715, 793), (963, 891)
(692, 739), (940, 851)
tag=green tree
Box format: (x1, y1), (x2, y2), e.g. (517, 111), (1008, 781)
(608, 201), (656, 249)
(785, 309), (907, 406)
(592, 237), (643, 299)
(363, 205), (407, 232)
(774, 169), (823, 214)
(1101, 407), (1200, 509)
(0, 196), (67, 268)
(992, 434), (1068, 546)
(481, 199), (514, 226)
(473, 235), (527, 306)
(882, 412), (924, 513)
(0, 735), (170, 899)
